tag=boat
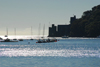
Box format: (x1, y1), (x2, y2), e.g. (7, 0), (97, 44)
(13, 38), (18, 42)
(12, 28), (18, 42)
(5, 35), (8, 37)
(36, 38), (57, 43)
(36, 39), (42, 43)
(46, 38), (57, 42)
(36, 24), (58, 43)
(30, 39), (33, 40)
(50, 39), (57, 42)
(46, 38), (50, 42)
(97, 35), (100, 38)
(18, 39), (23, 41)
(13, 39), (17, 40)
(0, 28), (18, 42)
(36, 39), (47, 43)
(62, 35), (68, 38)
(36, 23), (42, 43)
(36, 24), (50, 43)
(0, 38), (18, 42)
(5, 28), (8, 37)
(0, 37), (3, 40)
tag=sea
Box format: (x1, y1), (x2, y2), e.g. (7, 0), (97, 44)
(0, 35), (100, 67)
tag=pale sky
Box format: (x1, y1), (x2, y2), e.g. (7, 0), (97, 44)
(0, 0), (100, 35)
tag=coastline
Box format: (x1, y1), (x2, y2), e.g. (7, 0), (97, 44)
(0, 35), (99, 41)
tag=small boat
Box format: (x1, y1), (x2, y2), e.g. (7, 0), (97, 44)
(37, 39), (42, 43)
(36, 24), (46, 43)
(0, 37), (3, 40)
(46, 38), (50, 42)
(36, 39), (47, 43)
(18, 39), (23, 41)
(62, 35), (68, 38)
(36, 38), (57, 43)
(49, 39), (57, 42)
(5, 35), (8, 37)
(0, 38), (18, 42)
(13, 39), (17, 40)
(30, 38), (34, 40)
(5, 28), (8, 37)
(97, 35), (100, 38)
(13, 39), (18, 42)
(36, 24), (58, 43)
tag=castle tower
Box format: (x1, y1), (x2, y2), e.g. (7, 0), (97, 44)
(70, 15), (76, 24)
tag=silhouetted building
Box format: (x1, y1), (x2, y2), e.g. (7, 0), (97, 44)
(48, 24), (57, 37)
(48, 24), (70, 37)
(48, 15), (77, 37)
(57, 25), (70, 37)
(70, 15), (76, 24)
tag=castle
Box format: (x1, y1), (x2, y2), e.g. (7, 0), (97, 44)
(48, 15), (76, 37)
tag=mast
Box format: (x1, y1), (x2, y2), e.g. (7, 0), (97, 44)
(30, 26), (34, 40)
(5, 27), (8, 37)
(7, 28), (8, 36)
(38, 23), (41, 39)
(43, 24), (45, 38)
(14, 28), (16, 38)
(31, 26), (32, 38)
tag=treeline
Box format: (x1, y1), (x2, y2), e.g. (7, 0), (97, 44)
(70, 5), (100, 37)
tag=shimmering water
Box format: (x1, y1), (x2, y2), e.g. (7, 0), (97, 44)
(0, 38), (100, 67)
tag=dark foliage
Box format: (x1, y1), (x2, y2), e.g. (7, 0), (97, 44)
(70, 5), (100, 37)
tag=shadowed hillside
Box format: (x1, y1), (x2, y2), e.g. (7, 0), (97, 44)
(70, 5), (100, 37)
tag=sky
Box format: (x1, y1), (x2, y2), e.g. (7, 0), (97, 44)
(0, 0), (100, 35)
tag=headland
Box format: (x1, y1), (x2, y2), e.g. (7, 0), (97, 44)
(48, 4), (100, 38)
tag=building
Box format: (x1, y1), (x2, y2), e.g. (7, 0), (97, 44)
(70, 15), (76, 24)
(48, 24), (70, 37)
(57, 25), (70, 37)
(48, 24), (57, 37)
(48, 15), (76, 37)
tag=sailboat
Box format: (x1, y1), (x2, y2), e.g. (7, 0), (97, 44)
(41, 24), (47, 43)
(5, 28), (8, 37)
(36, 23), (45, 43)
(1, 28), (18, 42)
(36, 23), (42, 43)
(36, 24), (57, 43)
(13, 28), (18, 40)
